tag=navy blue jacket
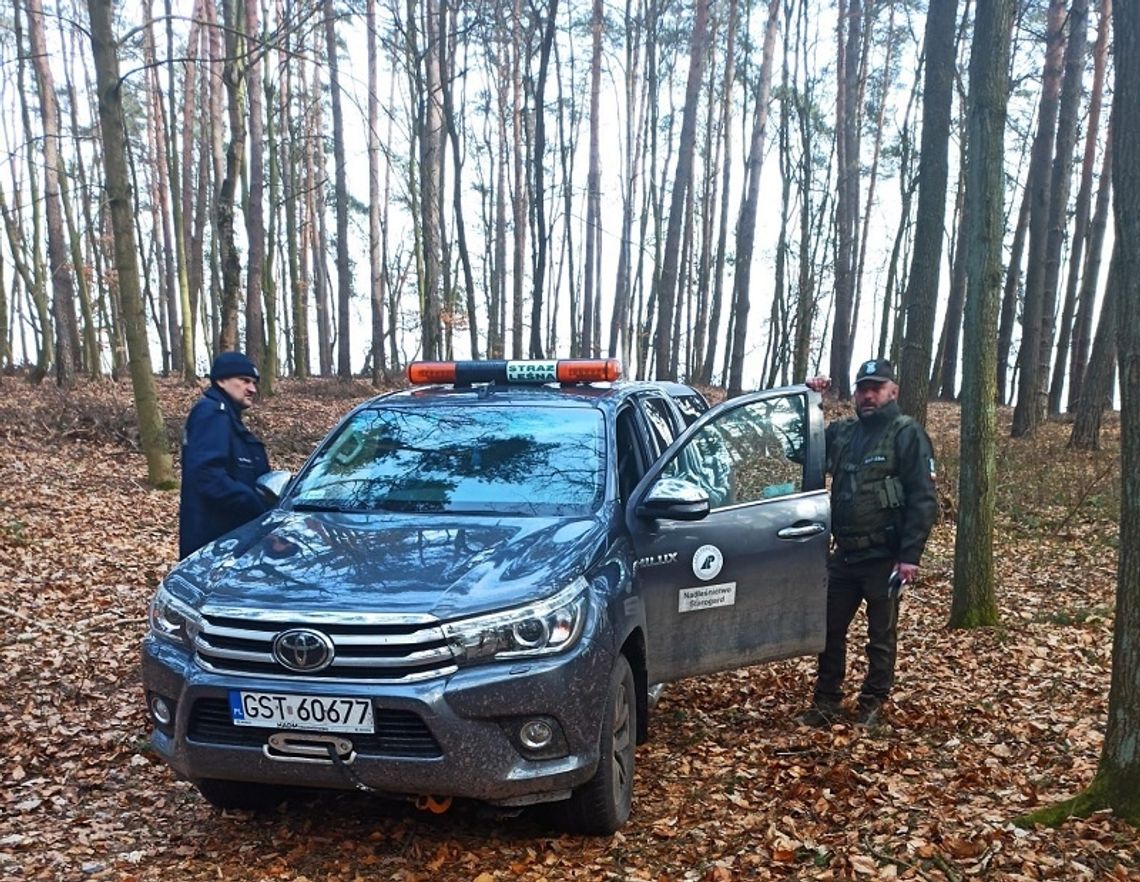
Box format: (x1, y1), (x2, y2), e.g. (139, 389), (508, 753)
(178, 386), (270, 558)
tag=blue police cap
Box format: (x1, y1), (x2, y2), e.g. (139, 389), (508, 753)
(209, 351), (260, 382)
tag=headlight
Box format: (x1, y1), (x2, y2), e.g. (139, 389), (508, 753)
(445, 578), (589, 662)
(148, 582), (202, 647)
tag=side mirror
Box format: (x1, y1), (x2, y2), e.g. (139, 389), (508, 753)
(636, 477), (710, 521)
(256, 470), (293, 505)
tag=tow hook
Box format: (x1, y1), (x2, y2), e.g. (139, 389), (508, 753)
(322, 745), (454, 815)
(325, 743), (377, 793)
(415, 795), (453, 814)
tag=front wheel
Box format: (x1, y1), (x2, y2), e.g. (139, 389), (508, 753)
(562, 654), (636, 834)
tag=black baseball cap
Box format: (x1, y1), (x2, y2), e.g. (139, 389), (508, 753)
(854, 358), (896, 385)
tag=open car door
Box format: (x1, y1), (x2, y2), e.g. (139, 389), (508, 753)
(626, 387), (829, 685)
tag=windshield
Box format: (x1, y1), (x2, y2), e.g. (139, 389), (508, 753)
(288, 403), (606, 516)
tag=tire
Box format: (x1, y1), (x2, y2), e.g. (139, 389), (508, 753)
(193, 778), (294, 811)
(561, 654), (636, 835)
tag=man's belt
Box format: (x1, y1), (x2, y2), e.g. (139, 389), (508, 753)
(835, 530), (890, 551)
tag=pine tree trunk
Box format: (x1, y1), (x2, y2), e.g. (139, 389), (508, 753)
(582, 0), (603, 358)
(936, 198), (968, 401)
(245, 0), (266, 373)
(366, 0), (386, 380)
(829, 0), (862, 398)
(1069, 91), (1114, 413)
(86, 0), (174, 488)
(949, 0), (1015, 630)
(726, 0), (779, 396)
(1051, 0), (1110, 415)
(263, 53), (278, 397)
(653, 0), (710, 382)
(1037, 0), (1089, 416)
(324, 3), (353, 376)
(509, 0), (526, 358)
(1101, 0), (1140, 815)
(491, 18), (508, 360)
(142, 3), (178, 376)
(13, 3), (51, 383)
(166, 0), (195, 382)
(26, 0), (80, 387)
(1068, 248), (1117, 450)
(609, 0), (648, 363)
(60, 26), (104, 377)
(216, 0), (247, 352)
(996, 184), (1030, 404)
(898, 0), (958, 424)
(1011, 0), (1066, 437)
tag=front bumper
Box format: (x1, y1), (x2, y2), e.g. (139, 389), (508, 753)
(141, 634), (614, 805)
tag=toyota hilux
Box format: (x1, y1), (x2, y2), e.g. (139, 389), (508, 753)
(142, 358), (828, 833)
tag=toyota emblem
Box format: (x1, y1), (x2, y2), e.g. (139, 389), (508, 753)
(272, 628), (335, 672)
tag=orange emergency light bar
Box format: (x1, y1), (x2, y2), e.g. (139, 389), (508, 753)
(407, 359), (623, 386)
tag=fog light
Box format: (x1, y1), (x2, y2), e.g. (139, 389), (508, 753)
(150, 694), (173, 726)
(519, 719), (555, 751)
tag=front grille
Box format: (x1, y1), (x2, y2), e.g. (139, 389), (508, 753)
(193, 611), (458, 683)
(187, 698), (443, 758)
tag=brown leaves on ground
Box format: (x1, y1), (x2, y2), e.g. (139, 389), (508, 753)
(0, 376), (1136, 881)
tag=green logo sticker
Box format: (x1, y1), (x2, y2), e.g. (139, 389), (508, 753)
(506, 361), (557, 382)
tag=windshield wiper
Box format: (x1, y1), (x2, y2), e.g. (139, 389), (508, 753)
(290, 499), (360, 513)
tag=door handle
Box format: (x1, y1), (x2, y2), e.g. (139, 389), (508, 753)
(777, 523), (826, 539)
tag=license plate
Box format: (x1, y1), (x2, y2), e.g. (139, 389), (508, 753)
(228, 691), (375, 734)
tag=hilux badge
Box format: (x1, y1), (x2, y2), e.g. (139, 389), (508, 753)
(634, 551), (678, 573)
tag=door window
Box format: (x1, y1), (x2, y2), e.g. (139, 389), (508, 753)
(661, 395), (806, 509)
(639, 395), (678, 457)
(615, 407), (650, 504)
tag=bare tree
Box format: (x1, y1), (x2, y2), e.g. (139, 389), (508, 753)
(367, 0), (388, 382)
(653, 0), (710, 381)
(726, 0), (781, 396)
(85, 0), (174, 488)
(245, 0), (266, 373)
(828, 0), (863, 398)
(1011, 0), (1067, 437)
(950, 0), (1015, 629)
(509, 0), (526, 357)
(1055, 0), (1111, 413)
(581, 0), (603, 358)
(1037, 0), (1090, 415)
(897, 0), (959, 425)
(26, 0), (80, 386)
(323, 2), (354, 376)
(996, 184), (1030, 403)
(1028, 0), (1140, 822)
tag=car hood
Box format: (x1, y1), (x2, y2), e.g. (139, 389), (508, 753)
(171, 509), (612, 620)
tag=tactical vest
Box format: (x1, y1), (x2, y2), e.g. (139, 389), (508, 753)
(829, 414), (911, 552)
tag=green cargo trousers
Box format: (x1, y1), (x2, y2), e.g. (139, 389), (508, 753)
(812, 554), (900, 709)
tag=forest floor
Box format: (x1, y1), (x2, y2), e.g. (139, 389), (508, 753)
(0, 375), (1136, 881)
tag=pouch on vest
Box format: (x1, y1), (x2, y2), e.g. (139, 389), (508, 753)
(877, 475), (905, 509)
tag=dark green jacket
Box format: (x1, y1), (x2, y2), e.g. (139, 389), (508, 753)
(824, 401), (938, 565)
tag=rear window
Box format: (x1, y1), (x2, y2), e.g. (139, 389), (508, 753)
(288, 404), (606, 516)
(671, 394), (708, 426)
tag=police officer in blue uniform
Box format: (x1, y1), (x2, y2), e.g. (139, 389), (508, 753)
(178, 352), (271, 558)
(801, 359), (939, 727)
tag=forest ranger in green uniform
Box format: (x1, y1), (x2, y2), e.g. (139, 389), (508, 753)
(800, 359), (939, 727)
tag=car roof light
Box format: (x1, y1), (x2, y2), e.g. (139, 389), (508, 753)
(555, 359), (622, 383)
(407, 361), (458, 384)
(406, 359), (623, 386)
